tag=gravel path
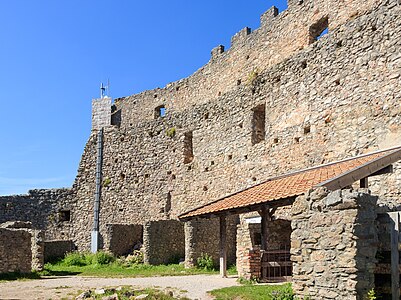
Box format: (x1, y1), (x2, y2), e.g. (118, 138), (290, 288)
(0, 275), (239, 300)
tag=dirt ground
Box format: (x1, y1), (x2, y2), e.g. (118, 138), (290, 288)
(0, 274), (239, 300)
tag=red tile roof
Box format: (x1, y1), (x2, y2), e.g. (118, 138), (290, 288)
(179, 146), (401, 220)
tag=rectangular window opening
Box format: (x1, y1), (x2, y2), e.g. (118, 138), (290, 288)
(59, 210), (71, 222)
(155, 105), (166, 119)
(309, 17), (329, 44)
(251, 104), (266, 145)
(183, 131), (194, 164)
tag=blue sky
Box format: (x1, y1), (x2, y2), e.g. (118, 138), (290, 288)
(0, 0), (287, 195)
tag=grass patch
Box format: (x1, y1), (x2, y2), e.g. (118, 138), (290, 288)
(209, 283), (295, 300)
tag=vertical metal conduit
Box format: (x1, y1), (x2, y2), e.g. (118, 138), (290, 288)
(91, 128), (103, 253)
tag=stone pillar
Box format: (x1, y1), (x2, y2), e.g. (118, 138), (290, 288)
(92, 97), (111, 130)
(291, 188), (378, 300)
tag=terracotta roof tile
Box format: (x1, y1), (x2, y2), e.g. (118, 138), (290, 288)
(179, 147), (401, 220)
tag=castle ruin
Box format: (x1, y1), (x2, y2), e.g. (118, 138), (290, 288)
(1, 0), (401, 298)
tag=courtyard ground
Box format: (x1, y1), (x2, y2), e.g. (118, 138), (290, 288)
(0, 274), (239, 300)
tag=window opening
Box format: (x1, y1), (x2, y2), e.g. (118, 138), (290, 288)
(251, 104), (266, 145)
(59, 210), (71, 222)
(183, 131), (194, 164)
(309, 17), (329, 43)
(155, 105), (166, 118)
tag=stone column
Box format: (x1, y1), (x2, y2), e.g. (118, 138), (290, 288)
(291, 188), (378, 300)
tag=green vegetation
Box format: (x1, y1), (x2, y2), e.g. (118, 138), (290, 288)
(41, 251), (218, 278)
(210, 283), (295, 300)
(367, 288), (377, 300)
(166, 127), (176, 138)
(196, 252), (215, 270)
(102, 177), (111, 187)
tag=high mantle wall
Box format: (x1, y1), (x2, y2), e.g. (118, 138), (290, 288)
(0, 0), (400, 253)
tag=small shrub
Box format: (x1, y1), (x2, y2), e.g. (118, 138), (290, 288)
(125, 250), (144, 265)
(247, 68), (260, 86)
(166, 127), (176, 138)
(63, 252), (88, 266)
(103, 177), (111, 187)
(196, 253), (215, 270)
(367, 288), (377, 300)
(92, 251), (115, 265)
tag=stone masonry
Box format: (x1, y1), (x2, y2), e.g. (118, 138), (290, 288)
(0, 0), (399, 284)
(291, 188), (378, 300)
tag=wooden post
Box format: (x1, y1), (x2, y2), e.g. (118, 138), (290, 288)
(260, 206), (269, 251)
(219, 215), (227, 277)
(360, 177), (369, 188)
(389, 212), (400, 300)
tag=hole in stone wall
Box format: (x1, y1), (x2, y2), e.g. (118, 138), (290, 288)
(167, 171), (172, 175)
(203, 186), (208, 191)
(294, 137), (300, 143)
(183, 131), (194, 164)
(218, 91), (222, 96)
(304, 125), (311, 134)
(204, 113), (209, 120)
(119, 208), (123, 212)
(237, 79), (242, 86)
(120, 137), (124, 142)
(309, 17), (329, 44)
(187, 165), (192, 171)
(372, 25), (377, 32)
(154, 105), (166, 119)
(300, 61), (307, 69)
(165, 192), (172, 214)
(335, 78), (341, 85)
(172, 174), (176, 180)
(336, 40), (343, 48)
(211, 161), (215, 165)
(114, 158), (118, 163)
(176, 86), (180, 91)
(154, 94), (158, 98)
(204, 167), (209, 172)
(145, 174), (150, 179)
(59, 210), (71, 222)
(238, 122), (243, 128)
(244, 155), (248, 160)
(251, 104), (266, 145)
(252, 177), (257, 181)
(120, 173), (126, 181)
(228, 154), (233, 160)
(273, 137), (279, 144)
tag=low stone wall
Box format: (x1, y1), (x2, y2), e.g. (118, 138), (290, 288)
(143, 220), (185, 265)
(184, 216), (238, 268)
(44, 240), (75, 262)
(0, 222), (44, 273)
(291, 188), (378, 300)
(106, 224), (143, 256)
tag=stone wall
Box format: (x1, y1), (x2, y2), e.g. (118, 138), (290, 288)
(0, 222), (44, 273)
(143, 220), (185, 265)
(291, 188), (378, 300)
(0, 189), (75, 242)
(44, 240), (75, 262)
(105, 224), (143, 256)
(184, 216), (238, 267)
(0, 0), (400, 272)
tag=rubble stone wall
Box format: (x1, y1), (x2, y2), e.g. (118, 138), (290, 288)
(105, 224), (143, 256)
(143, 220), (185, 265)
(184, 216), (238, 268)
(44, 240), (75, 262)
(291, 188), (378, 300)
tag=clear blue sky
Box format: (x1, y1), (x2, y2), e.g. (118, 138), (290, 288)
(0, 0), (287, 196)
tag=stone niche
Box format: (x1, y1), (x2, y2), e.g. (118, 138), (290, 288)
(291, 188), (378, 300)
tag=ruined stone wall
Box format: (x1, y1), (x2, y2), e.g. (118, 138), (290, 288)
(0, 222), (44, 273)
(117, 0), (381, 124)
(291, 188), (378, 300)
(184, 216), (238, 267)
(0, 189), (76, 242)
(105, 224), (143, 256)
(143, 220), (185, 265)
(44, 240), (75, 262)
(64, 0), (401, 252)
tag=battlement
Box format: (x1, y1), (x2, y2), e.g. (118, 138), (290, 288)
(108, 0), (382, 130)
